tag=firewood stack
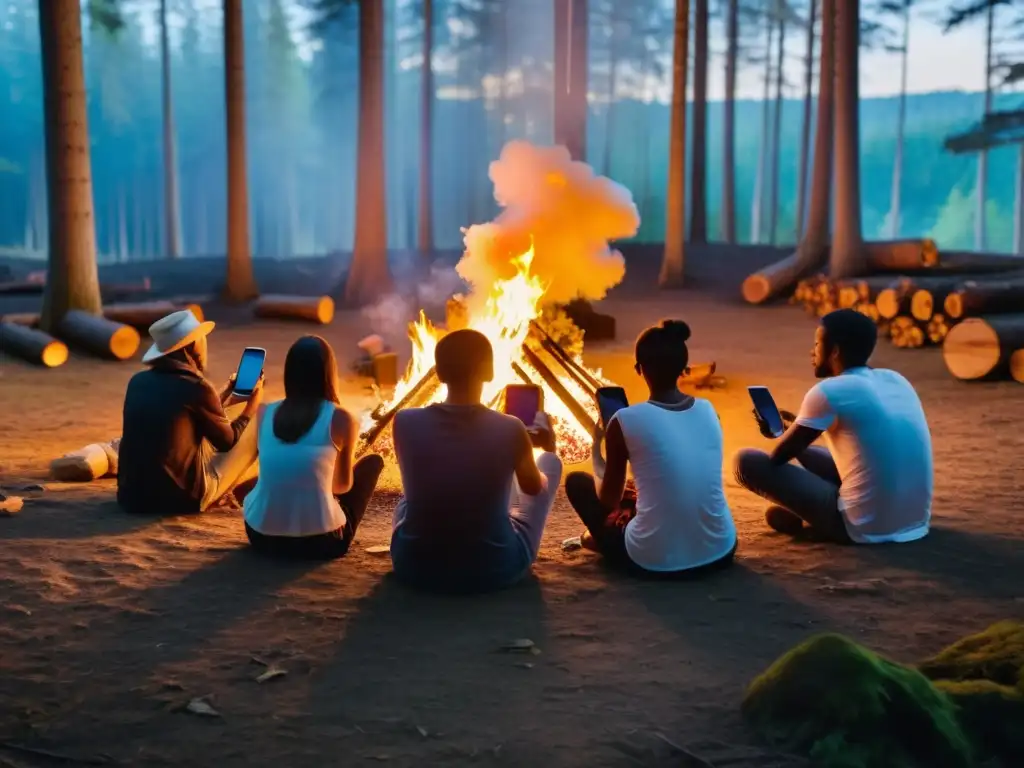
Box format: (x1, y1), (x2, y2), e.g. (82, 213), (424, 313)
(788, 255), (1024, 382)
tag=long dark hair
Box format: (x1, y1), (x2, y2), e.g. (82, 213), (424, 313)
(272, 335), (342, 444)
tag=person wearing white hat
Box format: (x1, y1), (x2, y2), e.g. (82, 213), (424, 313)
(117, 310), (264, 515)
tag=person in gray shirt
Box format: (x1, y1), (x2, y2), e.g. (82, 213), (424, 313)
(391, 329), (563, 593)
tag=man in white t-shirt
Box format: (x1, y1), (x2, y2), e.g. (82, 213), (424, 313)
(733, 309), (933, 544)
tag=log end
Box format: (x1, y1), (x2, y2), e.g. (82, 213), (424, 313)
(921, 238), (939, 267)
(740, 274), (771, 305)
(315, 296), (335, 325)
(111, 325), (142, 360)
(910, 290), (933, 322)
(1010, 349), (1024, 384)
(41, 339), (69, 368)
(943, 291), (964, 320)
(942, 318), (1000, 381)
(876, 288), (900, 320)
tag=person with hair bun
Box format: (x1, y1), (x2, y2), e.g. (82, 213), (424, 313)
(565, 319), (737, 577)
(733, 309), (933, 544)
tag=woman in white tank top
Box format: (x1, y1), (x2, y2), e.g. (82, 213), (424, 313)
(243, 336), (384, 560)
(566, 320), (737, 576)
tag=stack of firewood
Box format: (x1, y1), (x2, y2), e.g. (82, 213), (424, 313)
(790, 269), (1024, 382)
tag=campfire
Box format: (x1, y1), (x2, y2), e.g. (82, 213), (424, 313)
(356, 242), (609, 465)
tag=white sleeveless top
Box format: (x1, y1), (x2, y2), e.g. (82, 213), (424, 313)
(614, 399), (736, 572)
(243, 400), (346, 536)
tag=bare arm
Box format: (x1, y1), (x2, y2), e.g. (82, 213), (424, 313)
(596, 417), (629, 510)
(513, 424), (546, 496)
(331, 407), (358, 495)
(769, 423), (822, 466)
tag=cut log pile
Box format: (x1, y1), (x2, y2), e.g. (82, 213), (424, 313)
(788, 259), (1024, 382)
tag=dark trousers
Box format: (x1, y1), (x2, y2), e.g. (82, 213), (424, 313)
(564, 472), (736, 578)
(245, 454), (385, 560)
(732, 446), (852, 544)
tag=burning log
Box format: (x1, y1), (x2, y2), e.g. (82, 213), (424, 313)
(58, 311), (140, 360)
(942, 315), (1024, 381)
(254, 295), (335, 325)
(446, 297), (469, 332)
(519, 348), (597, 435)
(0, 322), (69, 367)
(356, 365), (440, 457)
(529, 320), (604, 393)
(943, 277), (1024, 320)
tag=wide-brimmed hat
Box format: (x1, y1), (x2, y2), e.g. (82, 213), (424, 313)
(142, 309), (216, 363)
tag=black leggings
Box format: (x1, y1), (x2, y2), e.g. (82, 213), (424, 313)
(245, 455), (385, 560)
(564, 471), (736, 579)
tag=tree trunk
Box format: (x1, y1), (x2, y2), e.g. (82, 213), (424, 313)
(553, 0), (589, 162)
(829, 0), (865, 278)
(721, 0), (739, 244)
(689, 0), (709, 243)
(222, 0), (258, 302)
(888, 1), (910, 240)
(602, 30), (620, 176)
(417, 0), (434, 255)
(37, 0), (103, 333)
(160, 0), (183, 259)
(1015, 147), (1024, 255)
(976, 2), (994, 252)
(768, 1), (786, 245)
(795, 0), (816, 239)
(345, 0), (392, 306)
(660, 0), (690, 288)
(751, 15), (774, 244)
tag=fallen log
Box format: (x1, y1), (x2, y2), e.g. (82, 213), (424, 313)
(254, 295), (334, 325)
(57, 310), (141, 361)
(874, 279), (914, 320)
(0, 312), (39, 326)
(100, 277), (152, 302)
(103, 300), (205, 329)
(943, 277), (1024, 320)
(942, 314), (1024, 381)
(0, 322), (69, 367)
(0, 280), (44, 295)
(1010, 349), (1024, 384)
(864, 239), (938, 271)
(924, 250), (1024, 275)
(910, 280), (964, 322)
(741, 247), (827, 305)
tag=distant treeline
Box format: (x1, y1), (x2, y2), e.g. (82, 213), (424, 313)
(0, 0), (1020, 261)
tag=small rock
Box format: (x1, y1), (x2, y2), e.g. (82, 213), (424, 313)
(364, 545), (390, 555)
(185, 697), (220, 717)
(561, 536), (582, 552)
(0, 496), (24, 516)
(255, 666), (287, 684)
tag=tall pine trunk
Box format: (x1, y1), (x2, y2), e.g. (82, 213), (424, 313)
(660, 0), (690, 288)
(160, 0), (182, 259)
(801, 0), (834, 261)
(829, 0), (865, 278)
(975, 1), (994, 251)
(417, 0), (434, 254)
(38, 0), (103, 332)
(345, 0), (391, 305)
(888, 0), (910, 239)
(721, 0), (739, 243)
(768, 1), (785, 245)
(689, 0), (709, 242)
(796, 0), (817, 239)
(222, 0), (258, 302)
(751, 15), (774, 244)
(554, 0), (589, 161)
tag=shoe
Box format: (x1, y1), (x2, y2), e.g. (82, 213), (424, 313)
(765, 505), (804, 535)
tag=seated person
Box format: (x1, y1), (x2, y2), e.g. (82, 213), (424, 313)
(565, 320), (737, 576)
(118, 310), (261, 515)
(733, 309), (933, 544)
(243, 336), (384, 560)
(390, 329), (562, 594)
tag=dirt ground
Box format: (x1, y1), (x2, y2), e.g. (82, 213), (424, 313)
(1, 268), (1023, 767)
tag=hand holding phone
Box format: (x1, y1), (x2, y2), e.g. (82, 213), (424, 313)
(595, 386), (629, 429)
(504, 384), (543, 426)
(747, 386), (787, 439)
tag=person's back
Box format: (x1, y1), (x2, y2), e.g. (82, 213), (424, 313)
(807, 367), (932, 542)
(244, 400), (344, 536)
(118, 361), (212, 515)
(392, 404), (529, 590)
(614, 398), (736, 571)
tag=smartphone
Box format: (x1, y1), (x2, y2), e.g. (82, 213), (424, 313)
(595, 386), (629, 427)
(233, 347), (267, 397)
(503, 384), (543, 426)
(748, 385), (785, 438)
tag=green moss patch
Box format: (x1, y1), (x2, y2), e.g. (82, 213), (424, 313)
(742, 634), (973, 768)
(919, 620), (1024, 692)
